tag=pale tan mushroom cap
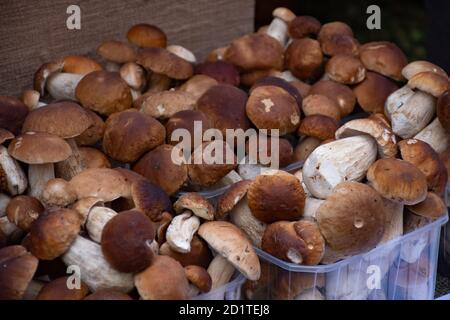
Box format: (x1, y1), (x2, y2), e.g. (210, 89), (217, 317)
(173, 193), (215, 220)
(407, 71), (449, 98)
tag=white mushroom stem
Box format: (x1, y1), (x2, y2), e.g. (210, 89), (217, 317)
(0, 145), (28, 196)
(166, 212), (200, 253)
(86, 207), (117, 243)
(167, 45), (197, 64)
(303, 197), (325, 220)
(62, 236), (134, 292)
(266, 17), (289, 46)
(414, 117), (449, 153)
(380, 198), (404, 244)
(28, 163), (54, 200)
(207, 254), (235, 290)
(46, 73), (84, 100)
(55, 138), (85, 181)
(229, 198), (266, 248)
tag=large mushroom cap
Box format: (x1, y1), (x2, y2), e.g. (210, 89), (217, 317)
(197, 84), (251, 136)
(224, 33), (284, 72)
(325, 54), (366, 85)
(136, 47), (193, 80)
(246, 85), (300, 136)
(69, 168), (130, 202)
(97, 40), (136, 64)
(298, 115), (338, 141)
(316, 181), (386, 256)
(127, 24), (167, 48)
(367, 158), (428, 205)
(247, 171), (305, 223)
(165, 110), (211, 150)
(131, 178), (173, 222)
(8, 132), (72, 164)
(75, 70), (133, 116)
(285, 38), (323, 81)
(0, 96), (29, 135)
(103, 109), (166, 163)
(317, 21), (353, 43)
(407, 192), (447, 219)
(22, 101), (92, 139)
(136, 90), (196, 120)
(252, 76), (303, 107)
(198, 221), (261, 281)
(0, 245), (39, 300)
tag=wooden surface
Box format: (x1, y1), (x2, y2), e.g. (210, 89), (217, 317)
(0, 0), (255, 96)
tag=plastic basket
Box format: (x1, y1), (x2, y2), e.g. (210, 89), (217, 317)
(249, 214), (448, 300)
(196, 273), (246, 300)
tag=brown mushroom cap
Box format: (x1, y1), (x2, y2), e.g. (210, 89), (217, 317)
(101, 209), (155, 273)
(8, 132), (72, 164)
(103, 109), (165, 163)
(325, 54), (366, 85)
(216, 180), (252, 220)
(84, 289), (133, 300)
(75, 70), (133, 116)
(165, 110), (211, 150)
(97, 40), (136, 64)
(308, 80), (356, 117)
(75, 108), (105, 146)
(135, 255), (190, 300)
(316, 181), (385, 256)
(159, 236), (213, 268)
(187, 140), (237, 187)
(173, 193), (215, 220)
(36, 276), (89, 300)
(179, 75), (219, 101)
(246, 85), (300, 136)
(22, 101), (92, 138)
(6, 195), (44, 231)
(0, 245), (39, 299)
(353, 72), (398, 113)
(288, 16), (322, 39)
(240, 69), (281, 88)
(194, 61), (240, 86)
(224, 33), (284, 71)
(79, 147), (111, 169)
(367, 158), (428, 205)
(28, 208), (81, 260)
(198, 221), (261, 281)
(398, 138), (444, 189)
(251, 76), (303, 107)
(359, 41), (408, 81)
(0, 128), (14, 145)
(62, 55), (102, 75)
(437, 90), (450, 133)
(285, 38), (323, 81)
(197, 84), (251, 137)
(136, 47), (193, 79)
(127, 24), (167, 48)
(245, 134), (294, 168)
(247, 171), (305, 223)
(131, 179), (173, 222)
(42, 178), (77, 207)
(408, 71), (449, 98)
(133, 144), (188, 195)
(298, 115), (339, 140)
(294, 136), (321, 162)
(262, 220), (325, 265)
(402, 60), (448, 80)
(185, 265), (212, 293)
(69, 168), (130, 202)
(301, 94), (341, 121)
(136, 90), (196, 120)
(317, 21), (354, 43)
(0, 96), (29, 135)
(321, 34), (360, 57)
(407, 192), (447, 219)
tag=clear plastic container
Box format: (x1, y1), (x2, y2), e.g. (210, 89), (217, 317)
(248, 214), (448, 300)
(436, 293), (450, 300)
(196, 273), (246, 300)
(438, 183), (450, 277)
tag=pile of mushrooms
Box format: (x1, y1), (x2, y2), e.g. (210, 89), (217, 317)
(0, 7), (449, 300)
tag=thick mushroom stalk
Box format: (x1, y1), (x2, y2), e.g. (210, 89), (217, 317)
(166, 211), (200, 253)
(55, 138), (86, 180)
(47, 73), (84, 100)
(266, 7), (296, 46)
(28, 163), (55, 200)
(207, 255), (236, 290)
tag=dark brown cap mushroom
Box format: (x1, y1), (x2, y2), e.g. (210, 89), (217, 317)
(165, 110), (211, 150)
(28, 208), (81, 260)
(359, 41), (408, 81)
(246, 85), (300, 136)
(127, 24), (167, 48)
(224, 33), (284, 72)
(251, 76), (303, 107)
(245, 134), (294, 168)
(353, 72), (398, 113)
(133, 144), (188, 195)
(185, 265), (212, 293)
(36, 276), (89, 300)
(0, 96), (29, 135)
(247, 171), (305, 223)
(321, 34), (360, 57)
(285, 38), (323, 81)
(261, 220), (325, 265)
(317, 21), (353, 43)
(288, 16), (321, 39)
(367, 158), (428, 205)
(316, 181), (385, 256)
(173, 192), (215, 220)
(131, 178), (173, 222)
(194, 61), (240, 86)
(437, 89), (450, 133)
(0, 245), (39, 300)
(79, 147), (111, 169)
(97, 40), (136, 64)
(159, 236), (213, 268)
(216, 180), (252, 220)
(101, 209), (155, 273)
(308, 80), (356, 117)
(298, 115), (339, 140)
(197, 84), (251, 137)
(240, 69), (281, 88)
(103, 109), (165, 163)
(301, 94), (341, 120)
(6, 195), (44, 232)
(75, 70), (133, 116)
(136, 47), (193, 80)
(325, 54), (366, 85)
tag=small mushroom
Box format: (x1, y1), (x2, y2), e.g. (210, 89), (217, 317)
(301, 94), (341, 121)
(285, 38), (323, 81)
(78, 147), (111, 169)
(6, 195), (44, 231)
(159, 236), (212, 268)
(407, 192), (447, 219)
(127, 24), (167, 48)
(264, 7), (296, 46)
(97, 40), (137, 70)
(308, 80), (356, 117)
(289, 15), (322, 39)
(325, 54), (366, 85)
(166, 211), (200, 253)
(174, 193), (215, 220)
(42, 178), (77, 207)
(185, 265), (212, 294)
(298, 115), (339, 141)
